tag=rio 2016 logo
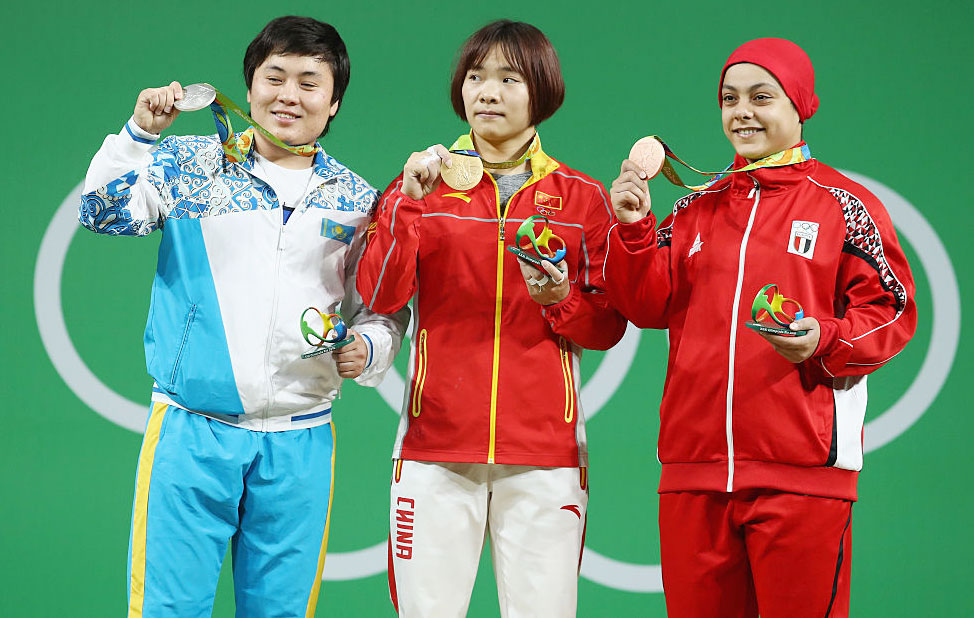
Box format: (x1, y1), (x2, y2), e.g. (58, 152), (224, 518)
(35, 172), (959, 592)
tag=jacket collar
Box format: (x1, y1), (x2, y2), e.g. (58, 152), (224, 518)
(232, 127), (340, 184)
(452, 132), (561, 185)
(727, 141), (816, 195)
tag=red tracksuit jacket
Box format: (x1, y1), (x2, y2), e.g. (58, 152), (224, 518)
(357, 143), (626, 467)
(603, 147), (916, 500)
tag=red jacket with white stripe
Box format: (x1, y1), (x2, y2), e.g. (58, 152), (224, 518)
(357, 144), (626, 467)
(603, 148), (916, 500)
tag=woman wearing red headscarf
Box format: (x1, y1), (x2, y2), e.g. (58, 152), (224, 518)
(604, 38), (916, 617)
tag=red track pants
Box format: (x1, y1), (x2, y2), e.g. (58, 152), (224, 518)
(659, 489), (852, 618)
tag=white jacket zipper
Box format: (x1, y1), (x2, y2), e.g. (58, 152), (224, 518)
(262, 220), (286, 429)
(725, 178), (760, 492)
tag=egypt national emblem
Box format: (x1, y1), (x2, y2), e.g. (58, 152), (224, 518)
(787, 220), (819, 260)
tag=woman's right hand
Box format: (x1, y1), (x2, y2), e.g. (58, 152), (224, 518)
(402, 145), (452, 200)
(610, 159), (651, 224)
(133, 81), (183, 135)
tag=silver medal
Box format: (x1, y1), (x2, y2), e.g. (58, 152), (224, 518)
(174, 83), (217, 112)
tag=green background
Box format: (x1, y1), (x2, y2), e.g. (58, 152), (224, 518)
(3, 0), (971, 615)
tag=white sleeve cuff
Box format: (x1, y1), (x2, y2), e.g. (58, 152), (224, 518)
(123, 117), (160, 144)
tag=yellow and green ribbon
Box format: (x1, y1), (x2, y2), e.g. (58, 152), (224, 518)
(651, 136), (812, 192)
(451, 132), (541, 169)
(209, 91), (317, 163)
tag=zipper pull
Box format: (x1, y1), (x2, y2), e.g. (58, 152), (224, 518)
(747, 177), (759, 199)
(499, 219), (505, 241)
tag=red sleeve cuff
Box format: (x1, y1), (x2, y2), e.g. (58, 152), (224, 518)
(813, 317), (840, 358)
(541, 284), (580, 324)
(616, 216), (657, 249)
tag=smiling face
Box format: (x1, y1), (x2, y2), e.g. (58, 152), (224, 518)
(461, 46), (535, 149)
(721, 63), (803, 161)
(246, 53), (340, 155)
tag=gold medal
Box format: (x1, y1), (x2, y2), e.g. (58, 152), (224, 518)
(629, 136), (666, 179)
(441, 152), (484, 191)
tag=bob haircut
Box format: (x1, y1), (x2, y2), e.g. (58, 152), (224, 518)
(243, 16), (350, 137)
(450, 20), (565, 127)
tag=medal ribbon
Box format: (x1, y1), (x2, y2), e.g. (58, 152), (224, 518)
(650, 136), (812, 191)
(451, 133), (541, 169)
(209, 91), (317, 163)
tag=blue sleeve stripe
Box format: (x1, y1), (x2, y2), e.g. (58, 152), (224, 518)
(361, 333), (374, 368)
(124, 122), (156, 145)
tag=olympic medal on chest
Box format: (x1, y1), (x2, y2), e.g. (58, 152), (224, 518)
(441, 152), (484, 191)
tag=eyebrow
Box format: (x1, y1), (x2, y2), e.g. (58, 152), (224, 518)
(264, 65), (322, 78)
(469, 63), (521, 73)
(722, 82), (780, 92)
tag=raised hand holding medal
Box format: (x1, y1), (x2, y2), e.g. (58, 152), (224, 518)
(133, 81), (185, 135)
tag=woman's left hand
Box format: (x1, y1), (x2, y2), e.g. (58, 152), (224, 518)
(755, 317), (821, 363)
(517, 258), (570, 306)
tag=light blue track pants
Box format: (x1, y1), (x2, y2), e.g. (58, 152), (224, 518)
(126, 404), (336, 617)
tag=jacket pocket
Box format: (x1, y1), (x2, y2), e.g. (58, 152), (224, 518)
(168, 304), (198, 392)
(559, 337), (576, 423)
(410, 329), (428, 417)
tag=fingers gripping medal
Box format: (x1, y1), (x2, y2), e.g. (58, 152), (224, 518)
(744, 284), (807, 337)
(506, 215), (567, 266)
(300, 309), (354, 359)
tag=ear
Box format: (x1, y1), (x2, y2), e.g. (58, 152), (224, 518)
(329, 98), (340, 118)
(246, 90), (252, 105)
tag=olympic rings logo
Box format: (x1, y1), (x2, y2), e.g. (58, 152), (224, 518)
(35, 171), (960, 592)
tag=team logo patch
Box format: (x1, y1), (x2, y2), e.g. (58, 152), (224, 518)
(535, 191), (562, 217)
(322, 217), (353, 244)
(688, 232), (703, 258)
(365, 221), (378, 244)
(787, 220), (819, 260)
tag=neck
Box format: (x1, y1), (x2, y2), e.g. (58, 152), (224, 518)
(254, 133), (314, 169)
(473, 128), (536, 175)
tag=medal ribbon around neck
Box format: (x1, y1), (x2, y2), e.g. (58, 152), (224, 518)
(210, 92), (317, 163)
(175, 84), (317, 163)
(452, 133), (541, 170)
(647, 136), (812, 192)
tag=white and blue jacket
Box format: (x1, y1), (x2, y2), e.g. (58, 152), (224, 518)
(80, 119), (409, 431)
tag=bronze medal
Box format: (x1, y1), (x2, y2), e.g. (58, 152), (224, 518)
(629, 136), (666, 179)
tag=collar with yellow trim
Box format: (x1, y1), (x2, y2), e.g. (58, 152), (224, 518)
(450, 132), (559, 184)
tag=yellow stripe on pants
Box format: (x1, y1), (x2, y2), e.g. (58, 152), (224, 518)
(305, 421), (337, 616)
(128, 402), (168, 618)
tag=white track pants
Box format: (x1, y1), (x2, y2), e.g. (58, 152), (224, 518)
(388, 460), (588, 618)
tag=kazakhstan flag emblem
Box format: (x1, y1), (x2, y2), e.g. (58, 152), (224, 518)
(321, 218), (353, 244)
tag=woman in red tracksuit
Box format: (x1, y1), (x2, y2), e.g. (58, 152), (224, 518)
(604, 38), (916, 617)
(356, 20), (626, 617)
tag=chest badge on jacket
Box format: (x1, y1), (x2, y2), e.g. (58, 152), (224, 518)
(321, 217), (353, 244)
(688, 232), (703, 258)
(787, 220), (819, 260)
(535, 191), (562, 218)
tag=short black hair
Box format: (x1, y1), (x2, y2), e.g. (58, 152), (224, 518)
(243, 16), (350, 137)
